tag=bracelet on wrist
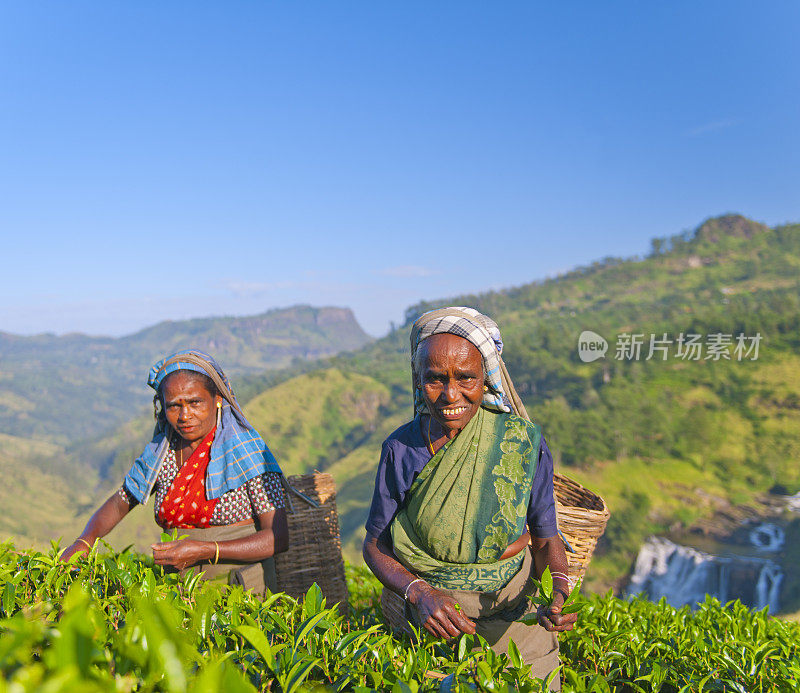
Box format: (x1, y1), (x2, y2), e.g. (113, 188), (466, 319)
(550, 571), (574, 589)
(404, 577), (426, 602)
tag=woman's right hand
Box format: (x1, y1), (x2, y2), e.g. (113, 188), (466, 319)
(407, 581), (477, 639)
(60, 539), (93, 562)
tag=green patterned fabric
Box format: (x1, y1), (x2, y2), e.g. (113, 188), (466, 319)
(391, 407), (540, 591)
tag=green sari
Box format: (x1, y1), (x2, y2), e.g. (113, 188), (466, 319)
(391, 407), (540, 591)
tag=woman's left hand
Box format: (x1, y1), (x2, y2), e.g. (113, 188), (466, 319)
(151, 540), (211, 570)
(537, 591), (578, 633)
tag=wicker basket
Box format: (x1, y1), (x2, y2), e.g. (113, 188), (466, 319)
(274, 473), (349, 611)
(552, 473), (610, 581)
(380, 587), (414, 636)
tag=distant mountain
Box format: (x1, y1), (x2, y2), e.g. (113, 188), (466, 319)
(0, 305), (371, 444)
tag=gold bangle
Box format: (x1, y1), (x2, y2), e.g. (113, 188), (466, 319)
(77, 538), (94, 551)
(213, 541), (220, 565)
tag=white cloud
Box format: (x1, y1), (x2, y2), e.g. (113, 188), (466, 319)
(685, 119), (740, 137)
(375, 265), (434, 278)
(216, 280), (295, 297)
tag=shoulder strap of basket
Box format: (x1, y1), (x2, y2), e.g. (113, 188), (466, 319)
(279, 474), (320, 512)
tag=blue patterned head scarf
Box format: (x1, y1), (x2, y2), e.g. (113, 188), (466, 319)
(146, 349), (233, 393)
(122, 349), (281, 504)
(410, 306), (512, 416)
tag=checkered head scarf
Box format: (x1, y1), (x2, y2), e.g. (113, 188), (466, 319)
(410, 306), (529, 419)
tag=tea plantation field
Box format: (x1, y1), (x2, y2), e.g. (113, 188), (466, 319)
(0, 542), (797, 692)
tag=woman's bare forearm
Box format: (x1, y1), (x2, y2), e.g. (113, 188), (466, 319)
(217, 508), (289, 561)
(362, 533), (418, 597)
(151, 509), (289, 569)
(531, 535), (571, 594)
(178, 529), (276, 564)
(363, 532), (477, 638)
(530, 534), (578, 631)
(61, 492), (132, 560)
(77, 493), (132, 543)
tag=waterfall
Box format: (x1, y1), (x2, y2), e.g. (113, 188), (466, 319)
(748, 522), (785, 551)
(785, 492), (800, 513)
(628, 537), (783, 613)
(752, 563), (783, 611)
(717, 562), (729, 604)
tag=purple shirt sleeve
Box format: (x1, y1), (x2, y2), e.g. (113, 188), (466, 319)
(365, 439), (400, 540)
(527, 435), (558, 538)
(364, 419), (431, 541)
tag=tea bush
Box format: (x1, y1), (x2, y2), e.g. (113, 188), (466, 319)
(0, 542), (797, 692)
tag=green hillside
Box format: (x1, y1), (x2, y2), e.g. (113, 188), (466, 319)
(8, 214), (800, 606)
(0, 433), (97, 549)
(256, 214), (800, 589)
(0, 305), (371, 445)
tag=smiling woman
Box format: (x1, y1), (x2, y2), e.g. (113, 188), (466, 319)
(61, 350), (288, 594)
(416, 334), (485, 438)
(363, 307), (575, 690)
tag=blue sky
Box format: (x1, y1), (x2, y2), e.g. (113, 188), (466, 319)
(1, 1), (798, 337)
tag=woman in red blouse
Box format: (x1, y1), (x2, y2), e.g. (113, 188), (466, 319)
(62, 350), (288, 593)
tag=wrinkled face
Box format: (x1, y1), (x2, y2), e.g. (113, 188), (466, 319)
(417, 333), (485, 434)
(160, 372), (221, 444)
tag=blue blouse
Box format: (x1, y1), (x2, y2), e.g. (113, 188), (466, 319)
(365, 415), (559, 542)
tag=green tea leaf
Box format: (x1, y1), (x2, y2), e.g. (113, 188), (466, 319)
(235, 625), (283, 671)
(539, 566), (553, 600)
(507, 639), (522, 669)
(564, 578), (582, 606)
(559, 601), (583, 615)
(283, 656), (321, 693)
(294, 611), (329, 646)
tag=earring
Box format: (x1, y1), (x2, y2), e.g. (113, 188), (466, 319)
(216, 401), (222, 428)
(483, 385), (489, 392)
